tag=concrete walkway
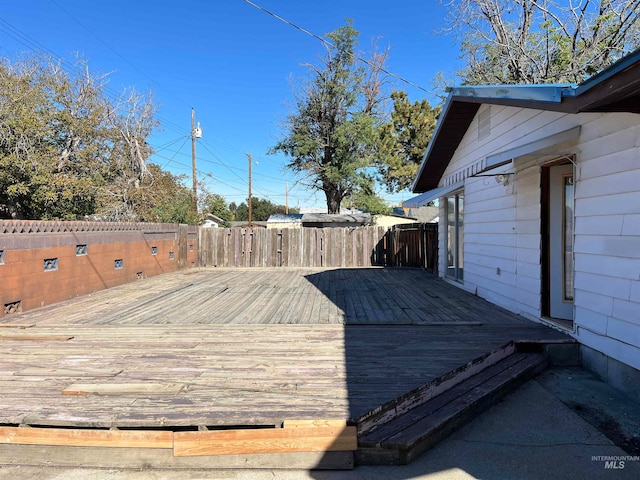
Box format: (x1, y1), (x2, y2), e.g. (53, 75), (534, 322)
(2, 373), (638, 480)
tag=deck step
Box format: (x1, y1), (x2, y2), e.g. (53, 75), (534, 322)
(357, 350), (548, 465)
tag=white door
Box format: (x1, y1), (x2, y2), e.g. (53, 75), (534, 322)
(549, 164), (574, 320)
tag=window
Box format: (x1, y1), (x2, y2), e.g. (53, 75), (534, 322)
(446, 193), (464, 282)
(563, 175), (574, 301)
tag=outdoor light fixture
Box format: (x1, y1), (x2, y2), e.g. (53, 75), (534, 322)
(495, 174), (511, 186)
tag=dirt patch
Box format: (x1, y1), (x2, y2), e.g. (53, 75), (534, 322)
(570, 402), (640, 455)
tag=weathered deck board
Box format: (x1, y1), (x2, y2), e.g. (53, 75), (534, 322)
(0, 268), (569, 430)
(4, 267), (542, 326)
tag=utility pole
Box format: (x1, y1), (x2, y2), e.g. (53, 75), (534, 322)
(285, 182), (289, 214)
(190, 108), (199, 213)
(247, 153), (252, 228)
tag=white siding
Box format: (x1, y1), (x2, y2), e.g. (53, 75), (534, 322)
(573, 117), (640, 370)
(434, 106), (640, 370)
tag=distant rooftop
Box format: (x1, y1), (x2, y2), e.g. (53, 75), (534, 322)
(267, 214), (304, 223)
(301, 213), (371, 225)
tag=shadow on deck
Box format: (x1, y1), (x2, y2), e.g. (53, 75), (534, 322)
(0, 267), (573, 471)
(302, 269), (575, 470)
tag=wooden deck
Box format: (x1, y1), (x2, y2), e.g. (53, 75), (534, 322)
(0, 267), (570, 430)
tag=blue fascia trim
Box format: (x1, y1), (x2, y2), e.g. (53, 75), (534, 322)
(410, 94), (457, 192)
(448, 84), (576, 103)
(575, 48), (640, 96)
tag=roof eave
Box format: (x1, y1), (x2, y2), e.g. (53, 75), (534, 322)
(412, 49), (640, 193)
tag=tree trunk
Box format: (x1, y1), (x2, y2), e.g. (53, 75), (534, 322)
(324, 187), (342, 214)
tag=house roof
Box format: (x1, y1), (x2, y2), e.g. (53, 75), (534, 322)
(267, 214), (304, 223)
(204, 213), (225, 223)
(229, 221), (268, 228)
(376, 212), (419, 221)
(301, 213), (371, 225)
(412, 48), (640, 193)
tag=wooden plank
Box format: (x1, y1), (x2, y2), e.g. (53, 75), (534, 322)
(0, 324), (35, 328)
(356, 343), (517, 434)
(0, 444), (354, 469)
(62, 383), (185, 395)
(173, 426), (357, 456)
(15, 367), (123, 377)
(360, 351), (534, 445)
(374, 353), (549, 465)
(283, 419), (348, 428)
(0, 335), (73, 341)
(0, 426), (173, 449)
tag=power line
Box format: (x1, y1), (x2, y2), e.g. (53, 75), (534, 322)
(0, 17), (186, 136)
(242, 0), (438, 97)
(153, 148), (288, 204)
(197, 139), (295, 186)
(157, 137), (190, 169)
(1, 10), (304, 182)
(153, 136), (190, 153)
(46, 0), (191, 134)
(0, 11), (320, 208)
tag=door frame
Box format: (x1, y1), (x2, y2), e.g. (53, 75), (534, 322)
(541, 158), (575, 327)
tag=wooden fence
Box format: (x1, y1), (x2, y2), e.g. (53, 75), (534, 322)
(199, 226), (388, 268)
(387, 222), (438, 272)
(199, 224), (438, 270)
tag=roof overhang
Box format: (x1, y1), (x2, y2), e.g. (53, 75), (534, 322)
(412, 48), (640, 193)
(478, 126), (581, 174)
(403, 181), (464, 208)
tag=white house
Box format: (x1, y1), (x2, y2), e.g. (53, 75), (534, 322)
(407, 49), (640, 397)
(372, 213), (419, 229)
(201, 213), (225, 228)
(266, 213), (304, 229)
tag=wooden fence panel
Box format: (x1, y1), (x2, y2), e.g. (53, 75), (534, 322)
(388, 223), (438, 272)
(199, 226), (388, 268)
(198, 225), (436, 270)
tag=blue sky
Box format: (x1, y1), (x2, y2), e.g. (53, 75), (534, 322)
(1, 0), (462, 210)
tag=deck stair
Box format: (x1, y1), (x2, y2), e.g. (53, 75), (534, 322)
(356, 342), (549, 465)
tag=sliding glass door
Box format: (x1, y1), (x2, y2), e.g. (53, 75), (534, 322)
(446, 193), (464, 282)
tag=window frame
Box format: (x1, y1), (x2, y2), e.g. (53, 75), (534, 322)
(445, 191), (464, 283)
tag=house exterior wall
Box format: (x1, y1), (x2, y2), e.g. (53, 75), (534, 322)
(372, 215), (418, 229)
(573, 114), (640, 371)
(434, 105), (640, 371)
(267, 222), (302, 229)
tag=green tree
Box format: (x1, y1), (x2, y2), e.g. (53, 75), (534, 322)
(447, 0), (640, 84)
(120, 163), (194, 224)
(201, 192), (231, 226)
(228, 201), (238, 221)
(138, 165), (198, 224)
(270, 21), (388, 214)
(0, 56), (111, 219)
(150, 192), (200, 225)
(0, 54), (160, 221)
(377, 91), (440, 193)
(234, 197), (298, 222)
(346, 182), (392, 215)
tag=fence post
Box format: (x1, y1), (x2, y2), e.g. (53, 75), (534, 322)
(178, 224), (188, 269)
